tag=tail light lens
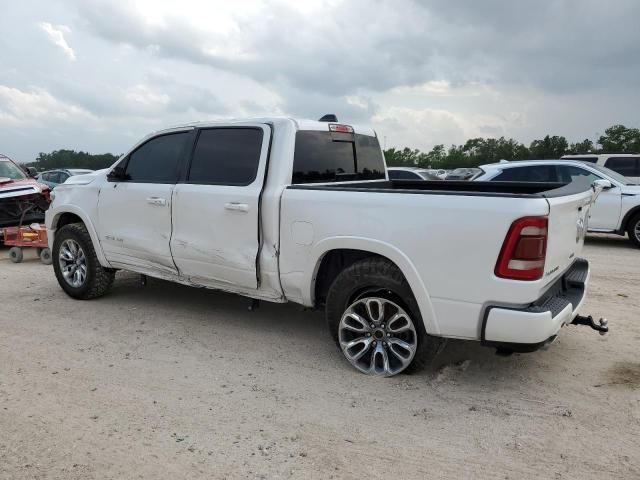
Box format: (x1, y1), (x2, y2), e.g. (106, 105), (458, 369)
(495, 216), (548, 281)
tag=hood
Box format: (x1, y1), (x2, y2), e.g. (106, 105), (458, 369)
(0, 178), (48, 199)
(63, 168), (106, 186)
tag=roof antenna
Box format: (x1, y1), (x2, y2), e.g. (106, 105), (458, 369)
(319, 114), (338, 122)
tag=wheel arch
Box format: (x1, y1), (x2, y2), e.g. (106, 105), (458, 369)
(620, 205), (640, 233)
(48, 206), (111, 267)
(307, 237), (440, 335)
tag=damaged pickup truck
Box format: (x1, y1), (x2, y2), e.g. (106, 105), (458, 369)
(46, 117), (608, 376)
(0, 154), (50, 230)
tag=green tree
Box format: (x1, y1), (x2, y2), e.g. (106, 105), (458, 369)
(529, 135), (568, 159)
(383, 147), (428, 167)
(568, 139), (594, 154)
(598, 125), (640, 153)
(28, 150), (120, 171)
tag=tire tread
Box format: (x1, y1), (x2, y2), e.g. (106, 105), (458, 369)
(53, 223), (115, 299)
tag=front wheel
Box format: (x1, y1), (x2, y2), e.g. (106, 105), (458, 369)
(52, 223), (115, 299)
(627, 213), (640, 248)
(326, 258), (441, 377)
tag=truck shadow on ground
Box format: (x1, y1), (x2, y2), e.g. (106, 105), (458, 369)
(107, 272), (548, 387)
(585, 233), (635, 250)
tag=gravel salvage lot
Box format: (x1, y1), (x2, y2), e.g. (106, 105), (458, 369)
(1, 236), (638, 479)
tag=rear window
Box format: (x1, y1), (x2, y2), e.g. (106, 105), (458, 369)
(292, 131), (385, 184)
(604, 157), (640, 177)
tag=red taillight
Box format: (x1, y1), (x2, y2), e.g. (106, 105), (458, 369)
(495, 216), (548, 281)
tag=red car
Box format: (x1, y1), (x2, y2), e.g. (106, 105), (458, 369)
(0, 154), (50, 229)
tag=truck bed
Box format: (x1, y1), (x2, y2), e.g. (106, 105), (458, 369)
(288, 179), (592, 198)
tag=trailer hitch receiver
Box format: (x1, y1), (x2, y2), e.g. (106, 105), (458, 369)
(571, 315), (609, 335)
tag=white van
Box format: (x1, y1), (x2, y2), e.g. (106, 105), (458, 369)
(561, 154), (640, 183)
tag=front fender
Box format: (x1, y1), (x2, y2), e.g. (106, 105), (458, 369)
(46, 204), (112, 268)
(305, 236), (440, 335)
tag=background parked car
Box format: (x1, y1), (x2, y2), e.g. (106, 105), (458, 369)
(0, 153), (50, 229)
(445, 168), (481, 180)
(474, 159), (640, 247)
(387, 167), (440, 180)
(561, 154), (640, 183)
(37, 169), (94, 189)
(427, 169), (448, 179)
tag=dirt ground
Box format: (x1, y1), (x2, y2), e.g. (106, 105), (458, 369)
(0, 235), (638, 480)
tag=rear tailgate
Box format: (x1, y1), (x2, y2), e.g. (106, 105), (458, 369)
(543, 180), (596, 284)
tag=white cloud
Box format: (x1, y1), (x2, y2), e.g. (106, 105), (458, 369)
(0, 85), (94, 126)
(38, 22), (76, 61)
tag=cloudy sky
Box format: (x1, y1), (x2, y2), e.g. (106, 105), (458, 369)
(1, 0), (639, 161)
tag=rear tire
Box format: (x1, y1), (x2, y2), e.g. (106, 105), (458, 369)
(325, 257), (443, 376)
(52, 223), (115, 299)
(8, 247), (23, 263)
(627, 213), (640, 248)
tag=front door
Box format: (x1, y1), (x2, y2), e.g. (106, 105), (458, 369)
(556, 165), (622, 231)
(170, 125), (271, 289)
(97, 130), (192, 273)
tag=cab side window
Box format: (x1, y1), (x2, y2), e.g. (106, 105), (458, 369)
(124, 132), (190, 183)
(389, 170), (420, 180)
(187, 128), (264, 186)
(493, 165), (557, 182)
(604, 157), (640, 177)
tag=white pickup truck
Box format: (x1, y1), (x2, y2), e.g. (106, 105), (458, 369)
(45, 117), (608, 376)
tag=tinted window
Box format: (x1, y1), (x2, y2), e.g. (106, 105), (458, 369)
(389, 170), (421, 180)
(125, 132), (190, 183)
(493, 165), (557, 182)
(292, 131), (385, 184)
(355, 134), (386, 180)
(556, 165), (601, 184)
(188, 128), (263, 185)
(604, 157), (640, 177)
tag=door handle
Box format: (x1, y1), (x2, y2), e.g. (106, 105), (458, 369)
(146, 197), (167, 206)
(224, 202), (249, 212)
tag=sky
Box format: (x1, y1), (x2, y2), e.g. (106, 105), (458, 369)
(1, 0), (639, 161)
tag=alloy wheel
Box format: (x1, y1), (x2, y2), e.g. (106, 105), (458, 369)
(338, 297), (418, 376)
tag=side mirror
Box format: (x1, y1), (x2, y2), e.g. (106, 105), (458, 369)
(107, 165), (127, 182)
(26, 167), (38, 178)
(593, 179), (613, 190)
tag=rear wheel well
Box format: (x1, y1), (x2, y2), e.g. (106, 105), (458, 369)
(54, 212), (84, 230)
(314, 249), (401, 308)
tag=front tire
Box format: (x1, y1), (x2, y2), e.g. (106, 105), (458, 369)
(627, 213), (640, 248)
(326, 258), (442, 377)
(52, 223), (115, 299)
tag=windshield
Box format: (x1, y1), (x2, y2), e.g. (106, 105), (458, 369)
(589, 164), (635, 185)
(0, 160), (26, 180)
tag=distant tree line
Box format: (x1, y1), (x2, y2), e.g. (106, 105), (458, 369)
(27, 149), (120, 171)
(384, 124), (640, 169)
(24, 124), (640, 172)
